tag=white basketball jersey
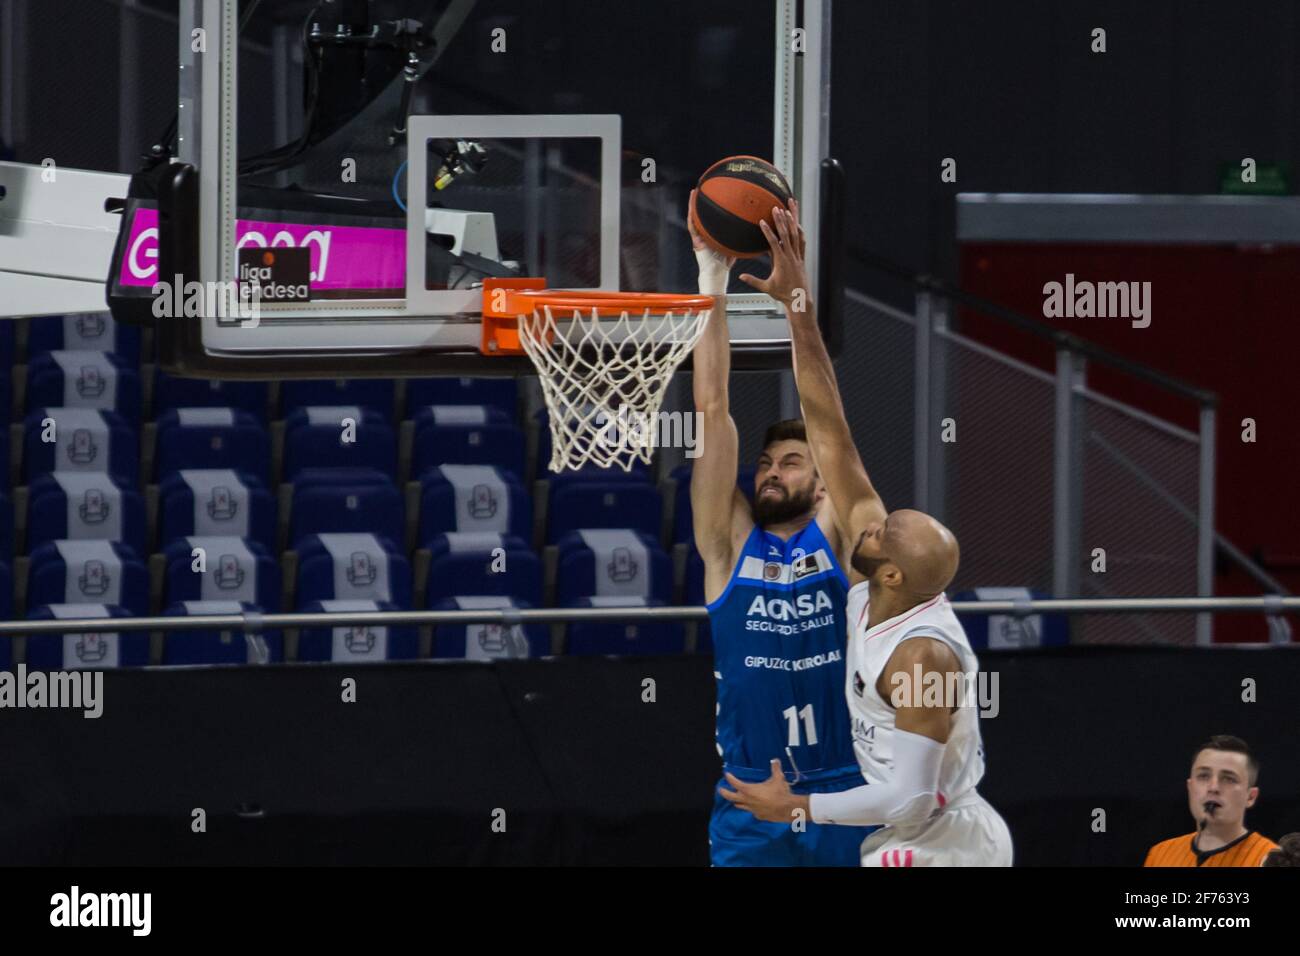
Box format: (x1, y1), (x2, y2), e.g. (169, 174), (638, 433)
(843, 582), (986, 809)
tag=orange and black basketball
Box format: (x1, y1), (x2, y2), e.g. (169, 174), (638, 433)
(690, 156), (794, 258)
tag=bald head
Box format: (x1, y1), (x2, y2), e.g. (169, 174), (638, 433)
(852, 508), (960, 601)
(882, 510), (960, 599)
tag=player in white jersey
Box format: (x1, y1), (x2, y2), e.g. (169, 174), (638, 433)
(719, 202), (1013, 866)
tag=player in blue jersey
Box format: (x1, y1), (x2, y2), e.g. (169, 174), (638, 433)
(717, 201), (1012, 868)
(689, 193), (877, 866)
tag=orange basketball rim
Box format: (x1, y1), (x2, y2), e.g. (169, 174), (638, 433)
(480, 277), (714, 355)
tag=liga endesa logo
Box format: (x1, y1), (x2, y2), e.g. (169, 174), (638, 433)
(118, 207), (408, 291)
(237, 248), (311, 301)
(122, 216), (334, 285)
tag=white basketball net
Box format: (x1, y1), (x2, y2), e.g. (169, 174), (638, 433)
(518, 303), (711, 472)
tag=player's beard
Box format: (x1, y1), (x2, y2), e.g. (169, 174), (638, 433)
(753, 480), (816, 526)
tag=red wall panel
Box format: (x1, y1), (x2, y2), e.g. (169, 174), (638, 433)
(959, 243), (1300, 639)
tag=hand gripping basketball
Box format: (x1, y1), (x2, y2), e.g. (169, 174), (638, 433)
(689, 189), (734, 296)
(738, 200), (810, 309)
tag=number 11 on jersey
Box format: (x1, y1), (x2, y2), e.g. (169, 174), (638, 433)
(782, 704), (818, 747)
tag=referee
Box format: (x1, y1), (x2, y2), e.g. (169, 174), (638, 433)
(1144, 735), (1279, 867)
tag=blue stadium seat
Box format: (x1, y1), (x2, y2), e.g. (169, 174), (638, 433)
(671, 463), (757, 544)
(25, 604), (146, 670)
(952, 587), (1070, 649)
(283, 407), (397, 480)
(547, 481), (662, 544)
(296, 600), (418, 662)
(683, 547), (706, 598)
(684, 547), (711, 652)
(289, 468), (403, 545)
(0, 410), (9, 483)
(554, 529), (672, 605)
(418, 465), (530, 544)
(545, 464), (653, 489)
(0, 319), (13, 370)
(27, 314), (141, 364)
(565, 597), (686, 656)
(27, 472), (147, 555)
(154, 408), (271, 483)
(424, 532), (542, 607)
(405, 378), (519, 419)
(410, 407), (525, 480)
(413, 404), (510, 428)
(23, 408), (138, 484)
(431, 596), (548, 659)
(737, 465), (757, 496)
(0, 491), (12, 559)
(26, 540), (149, 614)
(162, 536), (281, 609)
(294, 533), (412, 607)
(281, 379), (396, 420)
(292, 466), (394, 486)
(158, 469), (277, 552)
(161, 600), (283, 665)
(25, 350), (142, 419)
(154, 370), (270, 419)
(672, 466), (693, 544)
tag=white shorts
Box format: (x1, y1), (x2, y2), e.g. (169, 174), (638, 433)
(859, 792), (1013, 867)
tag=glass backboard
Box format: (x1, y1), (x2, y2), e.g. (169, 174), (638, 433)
(130, 0), (834, 376)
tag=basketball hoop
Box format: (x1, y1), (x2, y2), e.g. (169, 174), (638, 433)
(482, 279), (714, 472)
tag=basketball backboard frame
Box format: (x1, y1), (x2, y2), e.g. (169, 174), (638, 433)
(150, 0), (836, 378)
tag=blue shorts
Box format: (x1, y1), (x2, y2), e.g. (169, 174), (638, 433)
(709, 774), (879, 867)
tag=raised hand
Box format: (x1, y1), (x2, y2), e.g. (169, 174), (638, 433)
(738, 200), (810, 309)
(689, 188), (737, 269)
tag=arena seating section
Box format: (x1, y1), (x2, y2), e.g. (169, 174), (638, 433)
(0, 314), (1064, 670)
(0, 313), (722, 668)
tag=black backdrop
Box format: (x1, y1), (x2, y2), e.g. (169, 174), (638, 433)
(2, 646), (1297, 866)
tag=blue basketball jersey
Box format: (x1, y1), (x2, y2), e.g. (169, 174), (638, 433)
(708, 519), (857, 780)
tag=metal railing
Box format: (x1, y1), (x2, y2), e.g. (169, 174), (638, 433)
(1, 597), (1298, 637)
(841, 245), (1293, 646)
